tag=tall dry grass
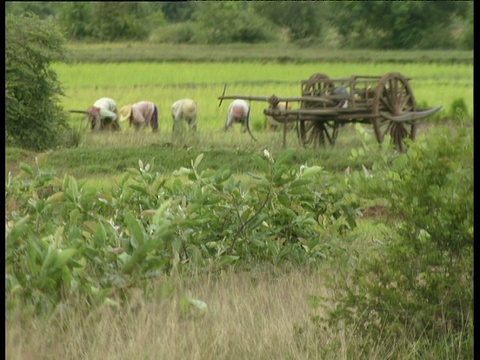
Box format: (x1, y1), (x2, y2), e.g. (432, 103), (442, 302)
(7, 267), (336, 360)
(7, 263), (450, 360)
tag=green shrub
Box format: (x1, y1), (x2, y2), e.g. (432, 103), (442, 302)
(6, 12), (70, 151)
(6, 150), (359, 315)
(194, 2), (279, 44)
(324, 125), (473, 355)
(149, 22), (200, 44)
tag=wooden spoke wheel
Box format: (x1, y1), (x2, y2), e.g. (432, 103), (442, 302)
(372, 72), (417, 151)
(297, 120), (339, 148)
(298, 73), (338, 148)
(301, 73), (335, 106)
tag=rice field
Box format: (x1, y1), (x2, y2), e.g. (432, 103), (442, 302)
(55, 61), (473, 133)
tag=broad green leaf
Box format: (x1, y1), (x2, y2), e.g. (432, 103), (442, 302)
(307, 237), (319, 249)
(247, 172), (267, 181)
(95, 221), (107, 244)
(277, 191), (291, 207)
(248, 213), (269, 230)
(128, 185), (149, 195)
(69, 209), (80, 223)
(46, 192), (64, 204)
(172, 167), (193, 177)
(6, 214), (31, 244)
(219, 255), (239, 266)
(193, 153), (204, 169)
(83, 221), (98, 234)
(121, 252), (141, 274)
(273, 166), (287, 183)
(126, 168), (141, 175)
(290, 179), (311, 188)
(251, 237), (265, 247)
(253, 154), (270, 174)
(62, 174), (70, 191)
(153, 201), (172, 226)
(301, 165), (323, 177)
(276, 149), (295, 166)
(141, 209), (158, 216)
(124, 212), (145, 247)
(20, 162), (34, 176)
(26, 243), (40, 275)
(119, 172), (131, 187)
(66, 175), (79, 199)
(290, 187), (309, 195)
(266, 239), (279, 256)
(53, 248), (77, 269)
(104, 298), (120, 308)
(302, 218), (318, 226)
(41, 248), (57, 273)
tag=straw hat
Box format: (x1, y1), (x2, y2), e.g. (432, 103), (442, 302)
(119, 105), (133, 122)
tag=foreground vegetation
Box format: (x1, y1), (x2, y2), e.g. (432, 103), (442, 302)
(6, 123), (473, 359)
(6, 23), (473, 357)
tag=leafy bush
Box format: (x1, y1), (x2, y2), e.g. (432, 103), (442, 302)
(194, 2), (279, 44)
(149, 22), (201, 44)
(6, 150), (359, 315)
(324, 125), (473, 355)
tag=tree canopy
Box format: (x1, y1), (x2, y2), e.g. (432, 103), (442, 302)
(330, 1), (471, 49)
(5, 1), (473, 49)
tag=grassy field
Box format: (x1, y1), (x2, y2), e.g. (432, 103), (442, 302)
(6, 44), (473, 359)
(64, 42), (474, 64)
(56, 61), (473, 134)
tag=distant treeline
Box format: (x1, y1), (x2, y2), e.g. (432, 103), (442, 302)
(6, 1), (473, 50)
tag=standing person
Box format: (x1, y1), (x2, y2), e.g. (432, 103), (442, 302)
(119, 101), (159, 132)
(87, 97), (120, 131)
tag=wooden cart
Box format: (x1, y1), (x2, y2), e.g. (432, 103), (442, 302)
(219, 72), (442, 151)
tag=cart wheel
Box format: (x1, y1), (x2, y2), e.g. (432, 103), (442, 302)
(297, 120), (339, 148)
(298, 73), (337, 148)
(372, 72), (417, 151)
(301, 73), (335, 106)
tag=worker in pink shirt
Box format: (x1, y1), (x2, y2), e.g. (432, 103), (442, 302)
(119, 101), (159, 132)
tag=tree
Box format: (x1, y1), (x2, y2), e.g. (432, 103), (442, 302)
(194, 2), (278, 44)
(330, 1), (470, 49)
(56, 2), (95, 40)
(5, 1), (57, 20)
(90, 2), (150, 41)
(251, 1), (328, 41)
(461, 2), (473, 50)
(161, 2), (196, 23)
(6, 12), (69, 151)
